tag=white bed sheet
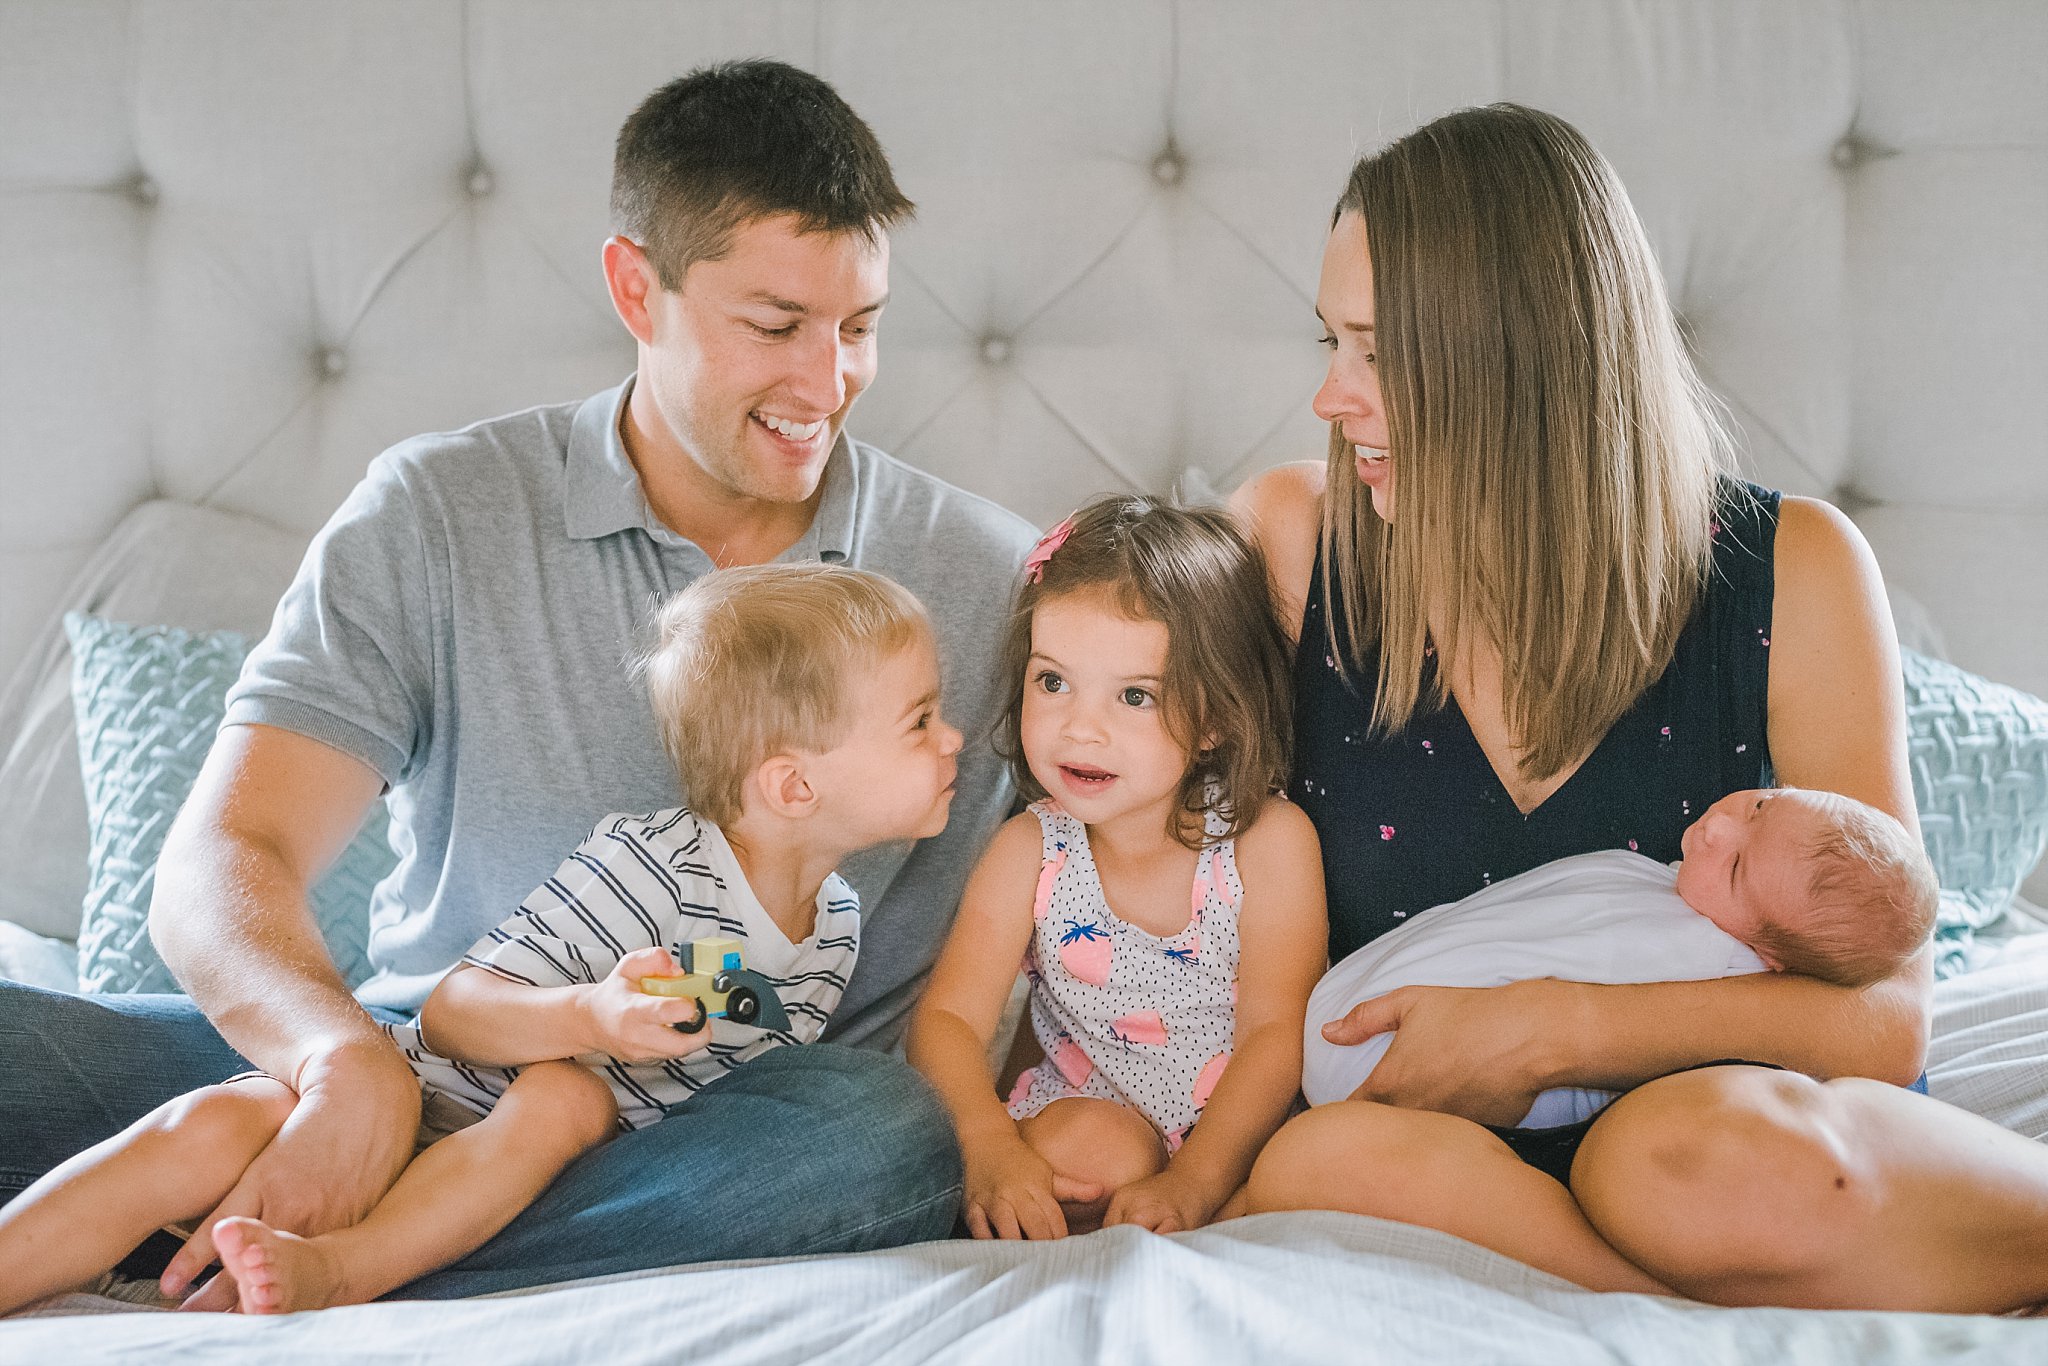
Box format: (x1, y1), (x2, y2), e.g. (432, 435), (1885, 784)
(7, 941), (2044, 1360)
(4, 1214), (2042, 1365)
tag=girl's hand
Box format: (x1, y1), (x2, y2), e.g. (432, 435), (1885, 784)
(1326, 979), (1573, 1126)
(579, 946), (718, 1064)
(1101, 1168), (1217, 1235)
(963, 1136), (1103, 1240)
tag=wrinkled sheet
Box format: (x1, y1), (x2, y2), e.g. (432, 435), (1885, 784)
(4, 1213), (2041, 1364)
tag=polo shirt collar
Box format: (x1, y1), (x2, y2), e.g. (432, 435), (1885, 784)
(564, 376), (857, 562)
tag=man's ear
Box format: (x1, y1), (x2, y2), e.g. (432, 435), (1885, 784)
(753, 753), (819, 820)
(602, 235), (660, 346)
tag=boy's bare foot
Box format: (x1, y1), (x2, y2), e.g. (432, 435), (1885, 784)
(212, 1216), (347, 1314)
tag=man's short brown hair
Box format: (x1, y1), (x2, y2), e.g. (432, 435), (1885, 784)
(611, 59), (914, 289)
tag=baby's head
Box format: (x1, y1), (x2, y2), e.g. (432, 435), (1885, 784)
(1674, 787), (1937, 987)
(992, 494), (1293, 848)
(639, 564), (959, 846)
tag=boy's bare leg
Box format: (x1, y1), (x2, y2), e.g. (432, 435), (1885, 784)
(214, 1061), (616, 1313)
(1243, 1101), (1675, 1296)
(1019, 1097), (1166, 1235)
(0, 1077), (296, 1315)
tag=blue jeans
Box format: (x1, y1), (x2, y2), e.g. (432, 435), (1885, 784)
(0, 981), (963, 1299)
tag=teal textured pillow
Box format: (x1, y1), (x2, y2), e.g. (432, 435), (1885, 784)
(66, 613), (394, 993)
(1903, 649), (2048, 977)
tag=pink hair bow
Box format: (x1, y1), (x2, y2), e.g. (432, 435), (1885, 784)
(1023, 516), (1075, 583)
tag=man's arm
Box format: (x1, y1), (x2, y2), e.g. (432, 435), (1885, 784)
(149, 721), (423, 1301)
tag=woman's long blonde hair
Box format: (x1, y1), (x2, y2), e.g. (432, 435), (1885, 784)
(1324, 102), (1733, 781)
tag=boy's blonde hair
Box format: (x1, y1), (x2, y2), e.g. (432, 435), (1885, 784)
(638, 564), (930, 828)
(1757, 794), (1938, 988)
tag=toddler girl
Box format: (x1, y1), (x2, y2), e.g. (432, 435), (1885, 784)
(909, 496), (1327, 1239)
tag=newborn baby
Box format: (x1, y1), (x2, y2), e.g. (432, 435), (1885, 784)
(1301, 787), (1939, 1126)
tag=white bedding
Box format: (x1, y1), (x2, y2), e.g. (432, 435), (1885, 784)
(5, 933), (2045, 1362)
(4, 1214), (2041, 1364)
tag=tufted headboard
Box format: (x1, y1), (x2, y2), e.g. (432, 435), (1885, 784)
(3, 4), (2044, 711)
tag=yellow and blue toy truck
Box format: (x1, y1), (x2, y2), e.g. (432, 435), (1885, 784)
(638, 936), (791, 1033)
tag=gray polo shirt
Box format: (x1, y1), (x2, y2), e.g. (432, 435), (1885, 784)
(223, 378), (1035, 1049)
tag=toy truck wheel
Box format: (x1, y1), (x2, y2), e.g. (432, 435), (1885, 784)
(723, 985), (761, 1025)
(671, 997), (709, 1034)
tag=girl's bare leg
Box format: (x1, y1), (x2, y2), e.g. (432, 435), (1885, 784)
(1572, 1066), (2048, 1312)
(0, 1078), (295, 1315)
(1019, 1098), (1167, 1235)
(213, 1061), (616, 1313)
(1242, 1100), (1675, 1295)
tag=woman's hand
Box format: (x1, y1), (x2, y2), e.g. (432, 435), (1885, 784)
(1102, 1167), (1219, 1235)
(1325, 979), (1579, 1126)
(963, 1134), (1102, 1240)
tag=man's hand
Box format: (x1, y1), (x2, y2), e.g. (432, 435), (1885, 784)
(1101, 1167), (1218, 1235)
(578, 947), (719, 1064)
(1328, 979), (1572, 1127)
(163, 1040), (421, 1308)
(962, 1135), (1102, 1241)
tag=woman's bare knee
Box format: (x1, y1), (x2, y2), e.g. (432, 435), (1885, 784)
(1573, 1067), (1880, 1300)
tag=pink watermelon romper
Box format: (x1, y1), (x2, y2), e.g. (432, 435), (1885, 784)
(1005, 799), (1242, 1151)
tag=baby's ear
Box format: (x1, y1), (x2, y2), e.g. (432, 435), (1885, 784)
(751, 753), (819, 820)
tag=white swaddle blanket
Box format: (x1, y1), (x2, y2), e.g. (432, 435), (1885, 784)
(1302, 850), (1767, 1128)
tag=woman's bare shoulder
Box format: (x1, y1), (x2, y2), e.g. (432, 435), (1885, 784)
(1773, 494), (1872, 581)
(1766, 493), (1917, 829)
(1228, 461), (1326, 642)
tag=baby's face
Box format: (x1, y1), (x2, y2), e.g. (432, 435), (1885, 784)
(1673, 788), (1834, 963)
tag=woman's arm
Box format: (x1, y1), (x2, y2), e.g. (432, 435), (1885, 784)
(1229, 461), (1325, 645)
(1329, 496), (1930, 1122)
(1106, 800), (1329, 1231)
(1568, 496), (1928, 1083)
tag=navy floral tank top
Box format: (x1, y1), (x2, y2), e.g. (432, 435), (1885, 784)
(1293, 479), (1780, 962)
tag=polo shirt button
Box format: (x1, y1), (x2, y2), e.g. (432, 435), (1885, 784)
(1151, 149), (1185, 186)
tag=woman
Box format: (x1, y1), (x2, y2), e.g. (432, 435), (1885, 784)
(1231, 102), (2048, 1312)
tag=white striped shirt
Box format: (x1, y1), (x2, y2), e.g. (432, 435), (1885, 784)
(385, 807), (860, 1130)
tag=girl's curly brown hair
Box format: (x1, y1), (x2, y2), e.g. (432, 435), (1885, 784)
(992, 495), (1294, 849)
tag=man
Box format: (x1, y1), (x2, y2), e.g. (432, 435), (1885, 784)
(0, 60), (1033, 1302)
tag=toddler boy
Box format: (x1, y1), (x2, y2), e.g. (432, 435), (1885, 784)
(0, 564), (960, 1315)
